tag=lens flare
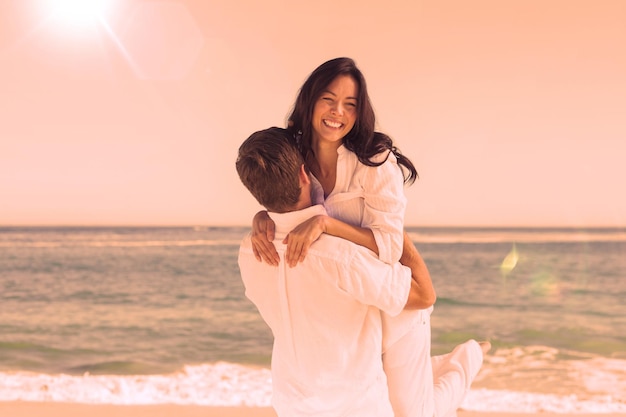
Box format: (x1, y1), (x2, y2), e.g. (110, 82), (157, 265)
(530, 271), (561, 300)
(500, 243), (519, 278)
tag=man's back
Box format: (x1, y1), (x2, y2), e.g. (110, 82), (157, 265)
(238, 205), (411, 417)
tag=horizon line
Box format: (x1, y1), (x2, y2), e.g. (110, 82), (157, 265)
(1, 224), (624, 230)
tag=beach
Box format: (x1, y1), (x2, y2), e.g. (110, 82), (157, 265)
(1, 226), (625, 413)
(1, 403), (277, 417)
(1, 403), (625, 417)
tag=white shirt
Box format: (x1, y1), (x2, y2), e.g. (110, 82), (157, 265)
(238, 205), (412, 417)
(310, 145), (420, 351)
(310, 145), (407, 265)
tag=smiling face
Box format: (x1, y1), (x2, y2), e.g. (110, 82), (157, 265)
(311, 74), (358, 148)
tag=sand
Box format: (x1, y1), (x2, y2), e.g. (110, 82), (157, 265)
(0, 403), (625, 417)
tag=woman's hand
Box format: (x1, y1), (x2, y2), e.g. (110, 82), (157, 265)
(283, 215), (327, 267)
(251, 211), (279, 266)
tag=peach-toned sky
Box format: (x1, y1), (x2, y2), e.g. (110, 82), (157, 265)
(1, 0), (624, 227)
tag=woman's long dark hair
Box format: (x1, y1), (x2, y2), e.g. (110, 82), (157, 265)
(287, 57), (418, 184)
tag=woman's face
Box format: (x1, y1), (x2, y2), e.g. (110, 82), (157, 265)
(311, 74), (358, 147)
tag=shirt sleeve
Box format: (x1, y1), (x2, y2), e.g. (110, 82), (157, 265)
(338, 247), (412, 317)
(360, 151), (407, 264)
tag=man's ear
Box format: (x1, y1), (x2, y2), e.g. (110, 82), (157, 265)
(298, 164), (310, 186)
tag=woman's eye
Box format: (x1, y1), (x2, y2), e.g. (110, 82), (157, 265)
(346, 102), (356, 108)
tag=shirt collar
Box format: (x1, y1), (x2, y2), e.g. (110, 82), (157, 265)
(268, 205), (328, 236)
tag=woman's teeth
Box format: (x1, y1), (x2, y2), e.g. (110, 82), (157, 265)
(324, 120), (342, 128)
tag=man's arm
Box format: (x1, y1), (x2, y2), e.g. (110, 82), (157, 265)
(400, 232), (437, 309)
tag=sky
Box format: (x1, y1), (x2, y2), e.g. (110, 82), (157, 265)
(1, 0), (624, 227)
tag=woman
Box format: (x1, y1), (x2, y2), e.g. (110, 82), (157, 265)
(252, 57), (415, 268)
(252, 57), (488, 417)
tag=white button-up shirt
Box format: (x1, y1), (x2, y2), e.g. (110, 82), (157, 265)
(238, 205), (412, 417)
(310, 145), (420, 351)
(310, 145), (407, 265)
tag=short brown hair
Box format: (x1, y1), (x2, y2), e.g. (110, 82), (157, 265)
(236, 127), (304, 213)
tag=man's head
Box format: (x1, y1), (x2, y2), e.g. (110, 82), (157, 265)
(236, 127), (310, 213)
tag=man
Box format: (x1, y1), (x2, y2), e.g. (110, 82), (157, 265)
(236, 127), (435, 417)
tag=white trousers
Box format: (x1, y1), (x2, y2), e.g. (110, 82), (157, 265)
(382, 308), (484, 417)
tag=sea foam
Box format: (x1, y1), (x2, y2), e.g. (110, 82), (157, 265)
(1, 362), (625, 412)
(463, 389), (626, 413)
(0, 362), (271, 406)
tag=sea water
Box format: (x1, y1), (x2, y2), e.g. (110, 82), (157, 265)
(0, 226), (625, 412)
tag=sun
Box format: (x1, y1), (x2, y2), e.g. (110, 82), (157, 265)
(44, 0), (111, 30)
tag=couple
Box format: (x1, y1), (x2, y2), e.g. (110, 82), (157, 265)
(237, 58), (489, 417)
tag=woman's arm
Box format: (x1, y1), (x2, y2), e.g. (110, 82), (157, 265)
(250, 210), (280, 266)
(285, 217), (436, 309)
(282, 214), (378, 267)
(361, 151), (407, 264)
(283, 151), (406, 266)
(401, 231), (436, 309)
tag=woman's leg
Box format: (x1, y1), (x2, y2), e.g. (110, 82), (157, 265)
(431, 339), (488, 417)
(383, 310), (487, 417)
(382, 308), (434, 417)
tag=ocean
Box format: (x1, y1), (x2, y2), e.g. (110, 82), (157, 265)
(1, 226), (625, 412)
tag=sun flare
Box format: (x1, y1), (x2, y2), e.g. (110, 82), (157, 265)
(44, 0), (111, 29)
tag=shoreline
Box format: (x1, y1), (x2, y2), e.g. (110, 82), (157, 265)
(1, 403), (625, 417)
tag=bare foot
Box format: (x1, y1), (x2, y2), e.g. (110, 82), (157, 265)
(479, 341), (491, 355)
